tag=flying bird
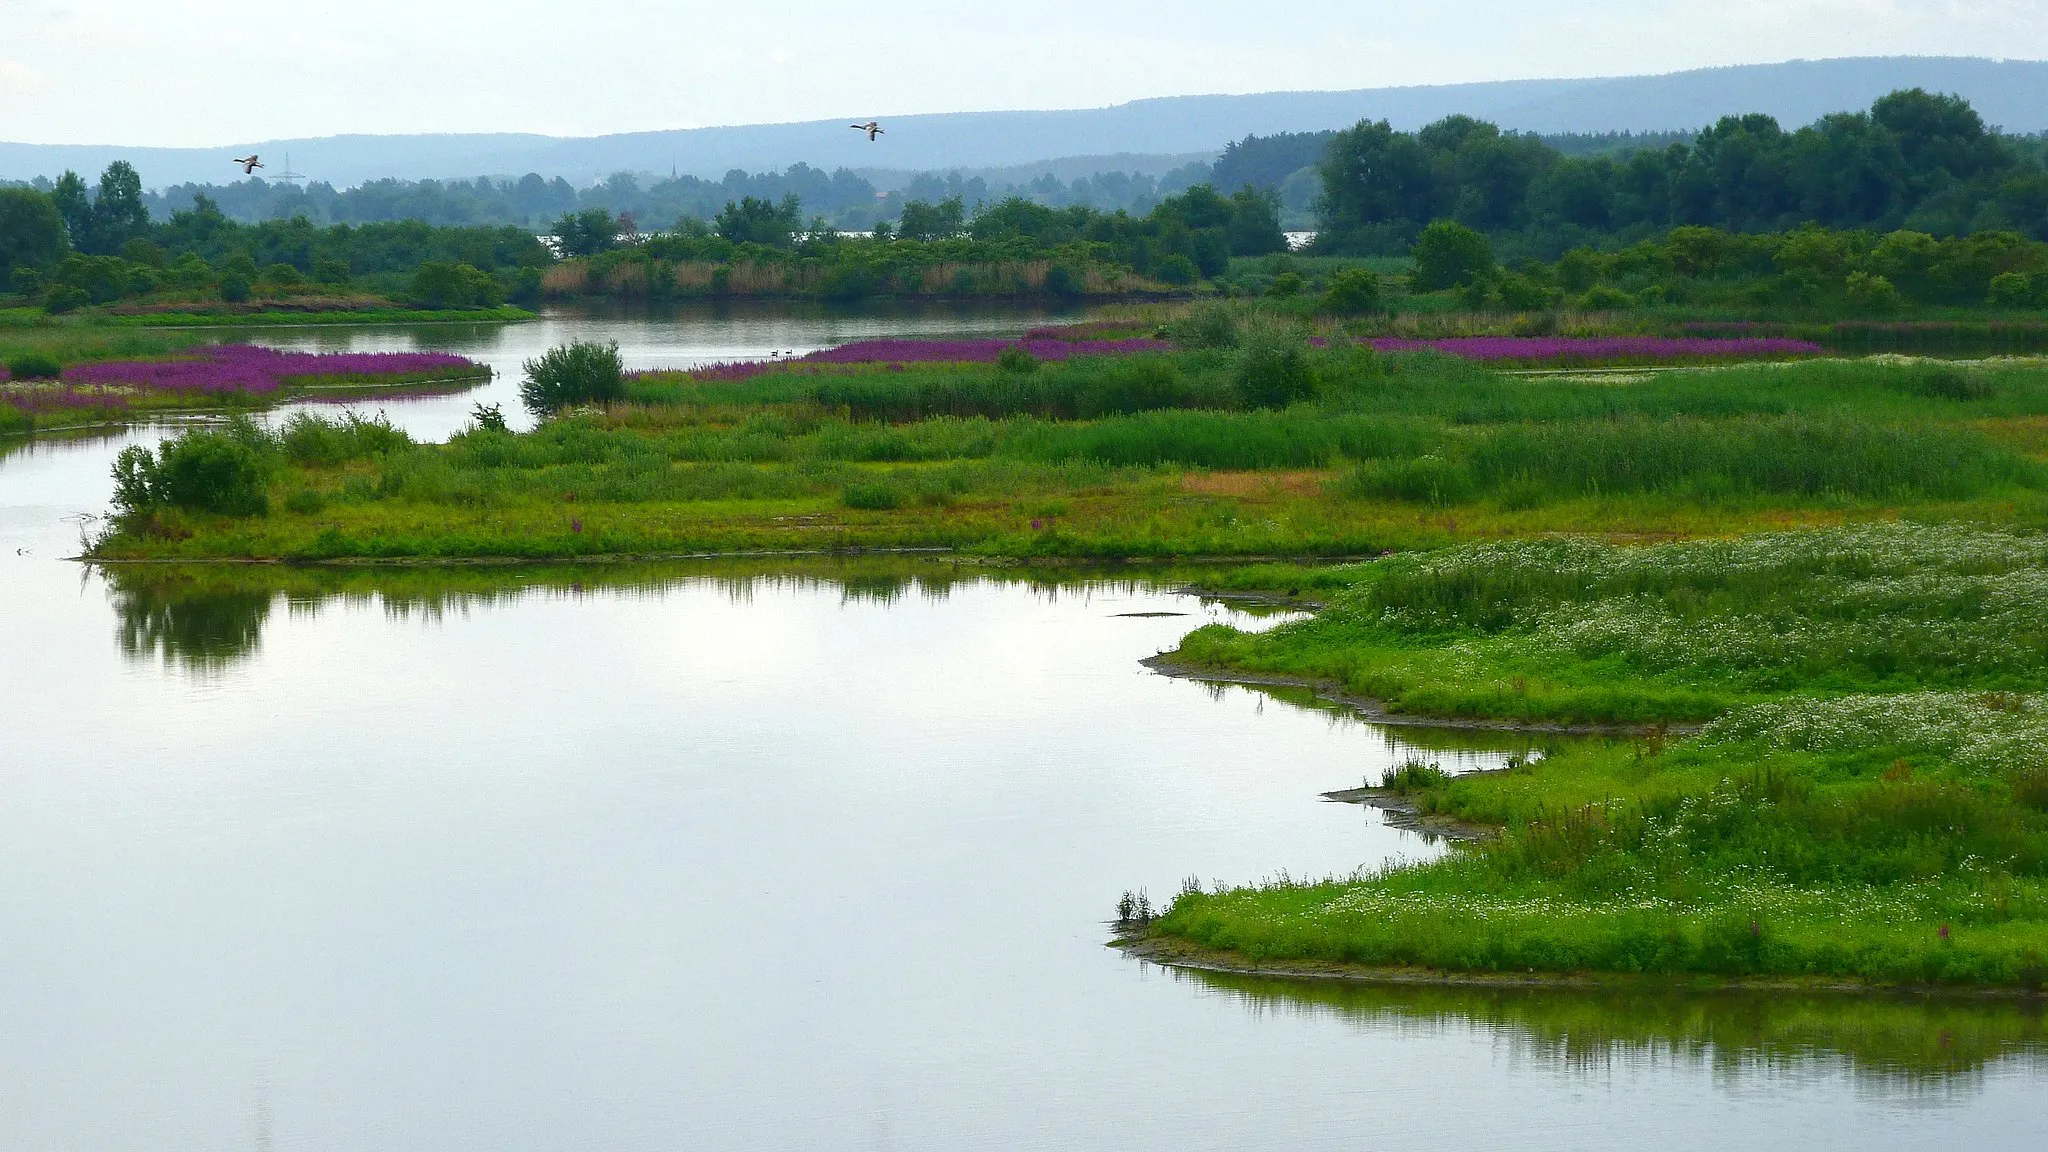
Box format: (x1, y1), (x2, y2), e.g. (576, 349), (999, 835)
(233, 155), (263, 174)
(850, 122), (883, 141)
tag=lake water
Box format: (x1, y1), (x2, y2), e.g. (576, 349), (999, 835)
(2, 308), (2044, 1150)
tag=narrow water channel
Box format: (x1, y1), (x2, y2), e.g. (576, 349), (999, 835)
(2, 309), (2042, 1151)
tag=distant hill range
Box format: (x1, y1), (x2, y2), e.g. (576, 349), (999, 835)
(6, 56), (2048, 189)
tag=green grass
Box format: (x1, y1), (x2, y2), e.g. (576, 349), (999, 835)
(1142, 524), (2048, 988)
(87, 347), (2048, 561)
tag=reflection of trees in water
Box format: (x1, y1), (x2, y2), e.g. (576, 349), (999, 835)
(1169, 965), (2048, 1090)
(109, 571), (275, 673)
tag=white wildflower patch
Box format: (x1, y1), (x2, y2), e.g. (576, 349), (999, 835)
(1702, 691), (2048, 771)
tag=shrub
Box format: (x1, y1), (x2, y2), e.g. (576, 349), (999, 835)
(1233, 334), (1318, 409)
(42, 284), (88, 314)
(279, 410), (411, 465)
(1171, 302), (1241, 350)
(1576, 284), (1635, 311)
(1846, 271), (1905, 314)
(1044, 264), (1084, 299)
(1319, 268), (1382, 315)
(996, 345), (1040, 374)
(520, 340), (625, 415)
(5, 351), (62, 380)
(313, 257), (352, 285)
(1266, 271), (1306, 298)
(1155, 254), (1200, 285)
(410, 261), (502, 309)
(217, 273), (251, 303)
(112, 418), (276, 516)
(819, 264), (876, 301)
(471, 402), (509, 433)
(1410, 219), (1494, 291)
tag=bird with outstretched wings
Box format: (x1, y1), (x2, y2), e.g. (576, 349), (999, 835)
(850, 122), (883, 141)
(232, 155), (263, 174)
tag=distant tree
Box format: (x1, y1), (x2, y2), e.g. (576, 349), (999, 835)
(410, 261), (503, 308)
(714, 194), (802, 247)
(89, 161), (151, 254)
(550, 208), (619, 257)
(50, 171), (92, 250)
(896, 196), (965, 241)
(1409, 219), (1495, 290)
(0, 187), (67, 279)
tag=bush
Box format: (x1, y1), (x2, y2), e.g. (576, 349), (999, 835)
(1988, 271), (2036, 309)
(1846, 271), (1905, 314)
(996, 345), (1040, 374)
(520, 340), (625, 415)
(1266, 271), (1306, 298)
(1233, 334), (1318, 409)
(42, 284), (88, 314)
(112, 419), (276, 516)
(1410, 219), (1494, 291)
(1319, 268), (1382, 315)
(1044, 264), (1084, 299)
(313, 257), (351, 285)
(1171, 302), (1241, 350)
(410, 261), (502, 309)
(5, 351), (62, 380)
(279, 411), (412, 465)
(217, 273), (251, 303)
(1576, 284), (1635, 311)
(1155, 254), (1200, 285)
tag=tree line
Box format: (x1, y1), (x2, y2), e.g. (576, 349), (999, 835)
(554, 183), (1287, 298)
(1, 162), (551, 311)
(9, 159), (1218, 233)
(1302, 89), (2048, 258)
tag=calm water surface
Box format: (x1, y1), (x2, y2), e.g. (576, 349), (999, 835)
(2, 310), (2043, 1150)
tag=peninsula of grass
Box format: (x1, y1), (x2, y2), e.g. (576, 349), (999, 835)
(1133, 523), (2048, 991)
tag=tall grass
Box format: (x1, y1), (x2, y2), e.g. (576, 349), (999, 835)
(1347, 414), (2040, 504)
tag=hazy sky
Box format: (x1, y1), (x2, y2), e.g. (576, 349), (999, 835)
(3, 0), (2046, 146)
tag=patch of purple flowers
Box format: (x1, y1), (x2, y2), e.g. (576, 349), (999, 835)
(59, 344), (483, 396)
(3, 344), (485, 416)
(1363, 336), (1824, 362)
(684, 336), (1171, 382)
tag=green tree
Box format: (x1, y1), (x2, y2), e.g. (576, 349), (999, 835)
(89, 161), (151, 255)
(50, 171), (91, 250)
(0, 187), (67, 281)
(409, 261), (502, 308)
(550, 208), (619, 257)
(896, 197), (965, 241)
(1409, 219), (1494, 290)
(519, 340), (624, 415)
(714, 195), (802, 247)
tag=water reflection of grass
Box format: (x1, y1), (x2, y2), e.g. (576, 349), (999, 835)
(96, 557), (1265, 671)
(1168, 965), (2048, 1087)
